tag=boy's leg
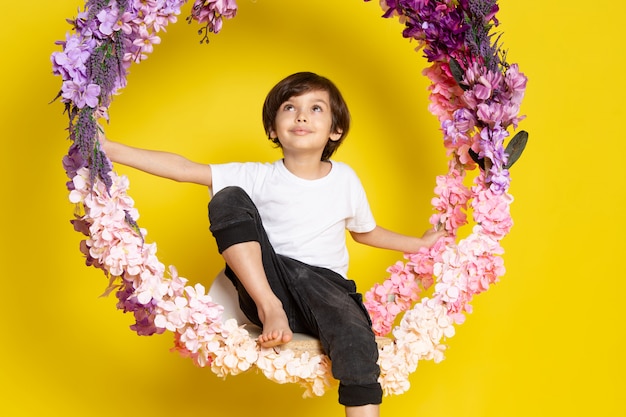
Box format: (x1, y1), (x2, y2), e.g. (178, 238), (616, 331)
(221, 241), (292, 347)
(345, 404), (380, 417)
(209, 186), (382, 406)
(208, 186), (293, 348)
(277, 259), (383, 407)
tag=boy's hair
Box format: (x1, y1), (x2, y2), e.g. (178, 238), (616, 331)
(262, 72), (351, 161)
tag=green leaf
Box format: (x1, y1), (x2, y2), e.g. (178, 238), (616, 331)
(504, 130), (529, 169)
(449, 58), (469, 91)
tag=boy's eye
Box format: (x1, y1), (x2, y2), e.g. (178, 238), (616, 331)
(283, 104), (295, 111)
(312, 105), (322, 112)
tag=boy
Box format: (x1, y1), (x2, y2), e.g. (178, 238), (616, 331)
(101, 72), (443, 417)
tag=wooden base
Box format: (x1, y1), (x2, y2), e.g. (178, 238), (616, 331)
(245, 325), (393, 355)
(281, 336), (393, 355)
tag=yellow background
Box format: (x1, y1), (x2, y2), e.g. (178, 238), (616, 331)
(1, 1), (624, 416)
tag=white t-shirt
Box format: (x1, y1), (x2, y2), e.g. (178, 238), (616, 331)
(210, 160), (376, 277)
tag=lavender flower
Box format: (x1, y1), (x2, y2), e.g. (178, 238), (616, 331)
(72, 106), (97, 161)
(90, 142), (113, 190)
(463, 0), (502, 71)
(87, 35), (125, 108)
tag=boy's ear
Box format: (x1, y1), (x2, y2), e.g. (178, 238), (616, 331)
(329, 129), (343, 142)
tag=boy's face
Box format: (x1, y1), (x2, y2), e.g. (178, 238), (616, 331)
(270, 89), (342, 158)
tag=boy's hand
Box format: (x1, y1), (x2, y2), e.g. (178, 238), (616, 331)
(421, 227), (447, 248)
(96, 123), (108, 150)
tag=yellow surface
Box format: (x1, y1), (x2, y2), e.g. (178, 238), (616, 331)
(1, 1), (624, 416)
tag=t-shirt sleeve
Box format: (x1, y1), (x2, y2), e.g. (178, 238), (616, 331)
(209, 162), (260, 197)
(345, 167), (376, 233)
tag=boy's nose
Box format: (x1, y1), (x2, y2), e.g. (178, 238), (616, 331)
(296, 111), (308, 122)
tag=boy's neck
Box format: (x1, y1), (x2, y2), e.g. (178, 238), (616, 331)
(282, 155), (332, 180)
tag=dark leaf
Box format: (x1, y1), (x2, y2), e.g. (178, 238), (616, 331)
(49, 90), (63, 105)
(468, 148), (485, 170)
(504, 130), (529, 169)
(449, 58), (469, 91)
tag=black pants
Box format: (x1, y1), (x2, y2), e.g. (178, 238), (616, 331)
(208, 186), (382, 406)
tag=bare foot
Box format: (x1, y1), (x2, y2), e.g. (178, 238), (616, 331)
(257, 303), (293, 348)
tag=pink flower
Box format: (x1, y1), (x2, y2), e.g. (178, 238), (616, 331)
(116, 11), (135, 35)
(472, 181), (514, 239)
(423, 62), (465, 122)
(475, 70), (503, 100)
(190, 0), (238, 34)
(504, 63), (528, 106)
(132, 24), (161, 56)
(430, 172), (472, 234)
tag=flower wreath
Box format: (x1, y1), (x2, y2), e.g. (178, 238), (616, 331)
(52, 0), (528, 398)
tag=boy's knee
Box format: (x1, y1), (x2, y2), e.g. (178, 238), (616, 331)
(209, 186), (247, 208)
(208, 186), (253, 220)
(209, 186), (260, 253)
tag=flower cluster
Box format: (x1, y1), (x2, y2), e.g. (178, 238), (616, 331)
(52, 0), (237, 191)
(208, 319), (259, 375)
(362, 0), (527, 385)
(55, 0), (527, 399)
(365, 261), (427, 336)
(373, 0), (500, 65)
(374, 0), (528, 193)
(257, 348), (336, 398)
(377, 298), (455, 395)
(471, 177), (514, 240)
(188, 0), (238, 43)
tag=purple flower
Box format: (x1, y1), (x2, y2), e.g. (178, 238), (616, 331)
(478, 138), (511, 193)
(477, 124), (510, 191)
(452, 108), (477, 133)
(487, 166), (510, 194)
(503, 63), (527, 105)
(96, 3), (120, 37)
(61, 80), (101, 108)
(51, 33), (95, 81)
(116, 279), (163, 336)
(62, 144), (87, 189)
(189, 0), (238, 42)
(69, 10), (99, 38)
(378, 0), (469, 62)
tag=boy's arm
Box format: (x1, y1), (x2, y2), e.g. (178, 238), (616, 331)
(350, 226), (444, 253)
(100, 134), (213, 187)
